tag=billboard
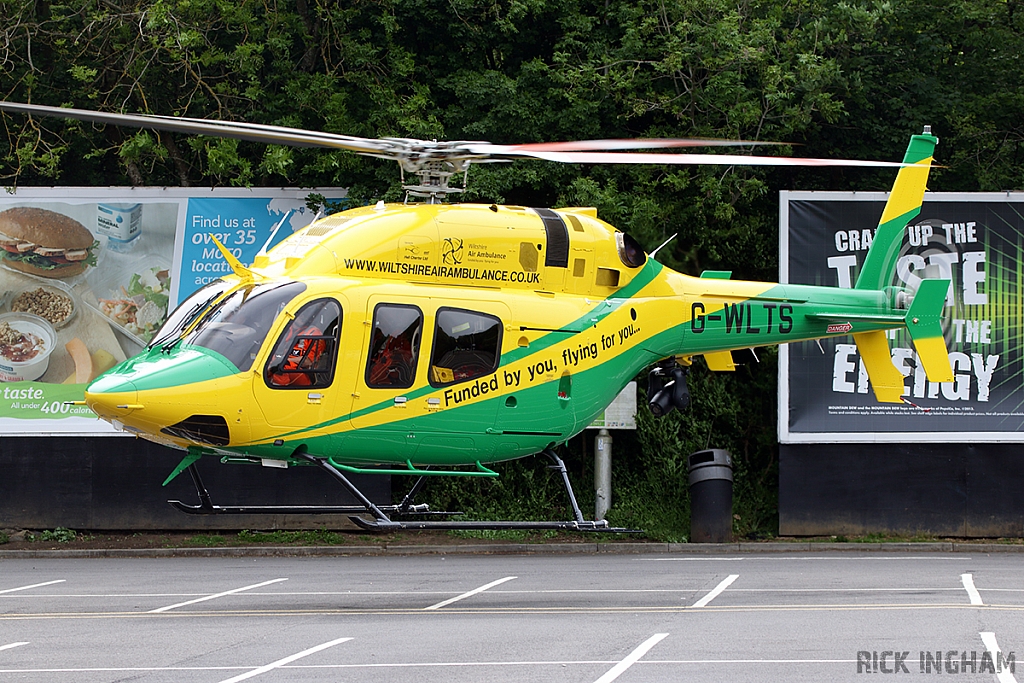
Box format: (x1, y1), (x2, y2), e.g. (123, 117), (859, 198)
(780, 192), (1024, 443)
(0, 187), (345, 435)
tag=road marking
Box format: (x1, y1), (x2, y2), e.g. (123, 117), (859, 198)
(640, 557), (745, 561)
(148, 579), (288, 613)
(10, 602), (1024, 622)
(642, 556), (968, 561)
(0, 586), (981, 599)
(0, 580), (65, 595)
(0, 643), (28, 652)
(980, 632), (1018, 683)
(961, 573), (984, 605)
(692, 574), (739, 607)
(0, 658), (863, 674)
(424, 576), (516, 610)
(593, 633), (669, 683)
(730, 587), (965, 592)
(215, 636), (352, 683)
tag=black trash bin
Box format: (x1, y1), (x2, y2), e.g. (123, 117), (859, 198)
(688, 449), (733, 543)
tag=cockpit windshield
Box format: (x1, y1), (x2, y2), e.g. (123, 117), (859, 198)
(180, 281), (307, 372)
(149, 279), (233, 350)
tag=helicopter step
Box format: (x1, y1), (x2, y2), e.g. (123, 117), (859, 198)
(167, 461), (460, 518)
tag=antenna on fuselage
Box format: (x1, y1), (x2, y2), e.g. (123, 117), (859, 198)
(256, 210), (293, 258)
(649, 233), (678, 260)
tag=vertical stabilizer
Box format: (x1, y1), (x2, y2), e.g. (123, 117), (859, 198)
(855, 130), (938, 291)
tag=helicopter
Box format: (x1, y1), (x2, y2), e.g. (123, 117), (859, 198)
(0, 101), (953, 531)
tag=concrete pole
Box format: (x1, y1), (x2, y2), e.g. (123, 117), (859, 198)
(595, 428), (612, 521)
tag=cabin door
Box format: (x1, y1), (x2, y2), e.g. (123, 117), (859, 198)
(252, 297), (342, 440)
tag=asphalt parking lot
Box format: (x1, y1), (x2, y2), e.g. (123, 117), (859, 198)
(1, 550), (1022, 682)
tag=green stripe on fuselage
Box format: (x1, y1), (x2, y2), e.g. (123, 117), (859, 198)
(258, 258), (665, 443)
(90, 345), (239, 393)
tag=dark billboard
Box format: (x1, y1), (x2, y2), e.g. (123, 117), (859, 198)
(780, 192), (1024, 443)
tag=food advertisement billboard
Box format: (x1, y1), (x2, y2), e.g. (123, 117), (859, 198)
(779, 191), (1024, 443)
(0, 187), (345, 435)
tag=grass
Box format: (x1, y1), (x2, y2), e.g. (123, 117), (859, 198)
(803, 532), (959, 543)
(182, 534), (229, 547)
(447, 529), (569, 543)
(37, 527), (77, 543)
(238, 529), (348, 545)
(177, 529), (353, 547)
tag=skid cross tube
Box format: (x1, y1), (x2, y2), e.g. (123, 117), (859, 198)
(297, 452), (400, 528)
(543, 448), (586, 524)
(340, 448), (640, 532)
(397, 469), (431, 514)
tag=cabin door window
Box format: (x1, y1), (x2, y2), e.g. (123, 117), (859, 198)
(365, 304), (423, 389)
(429, 308), (502, 386)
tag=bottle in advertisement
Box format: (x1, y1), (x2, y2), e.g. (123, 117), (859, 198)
(97, 203), (142, 252)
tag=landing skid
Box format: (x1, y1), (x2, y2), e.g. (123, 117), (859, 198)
(167, 460), (457, 518)
(314, 449), (640, 534)
(168, 450), (641, 534)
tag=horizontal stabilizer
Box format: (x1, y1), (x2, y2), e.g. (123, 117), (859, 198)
(905, 278), (954, 382)
(853, 331), (905, 403)
(704, 351), (737, 371)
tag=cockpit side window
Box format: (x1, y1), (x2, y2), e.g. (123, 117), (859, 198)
(264, 298), (342, 389)
(184, 281), (307, 372)
(429, 307), (502, 386)
(365, 304), (422, 389)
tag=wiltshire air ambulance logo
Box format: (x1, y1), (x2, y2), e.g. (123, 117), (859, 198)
(442, 237), (464, 265)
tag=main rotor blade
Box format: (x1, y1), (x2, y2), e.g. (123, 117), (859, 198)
(0, 101), (385, 154)
(0, 101), (907, 169)
(505, 149), (908, 167)
(474, 138), (788, 153)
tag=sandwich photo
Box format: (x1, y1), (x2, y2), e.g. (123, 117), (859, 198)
(0, 207), (99, 278)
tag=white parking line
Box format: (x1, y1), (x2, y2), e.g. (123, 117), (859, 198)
(730, 587), (964, 592)
(0, 658), (869, 675)
(692, 574), (739, 607)
(424, 576), (517, 611)
(148, 578), (288, 613)
(980, 632), (1018, 683)
(640, 557), (745, 561)
(593, 633), (669, 683)
(0, 643), (28, 653)
(961, 574), (984, 605)
(0, 580), (65, 595)
(216, 636), (352, 683)
(642, 556), (968, 561)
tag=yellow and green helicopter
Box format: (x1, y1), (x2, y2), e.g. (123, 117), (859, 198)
(0, 102), (953, 531)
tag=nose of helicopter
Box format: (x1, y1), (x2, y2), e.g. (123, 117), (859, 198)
(84, 371), (140, 423)
(83, 345), (248, 443)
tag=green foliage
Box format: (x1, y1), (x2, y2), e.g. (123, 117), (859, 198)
(38, 527), (77, 543)
(0, 531), (8, 544)
(0, 0), (1020, 537)
(5, 0), (1022, 194)
(238, 529), (347, 545)
(184, 534), (228, 547)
